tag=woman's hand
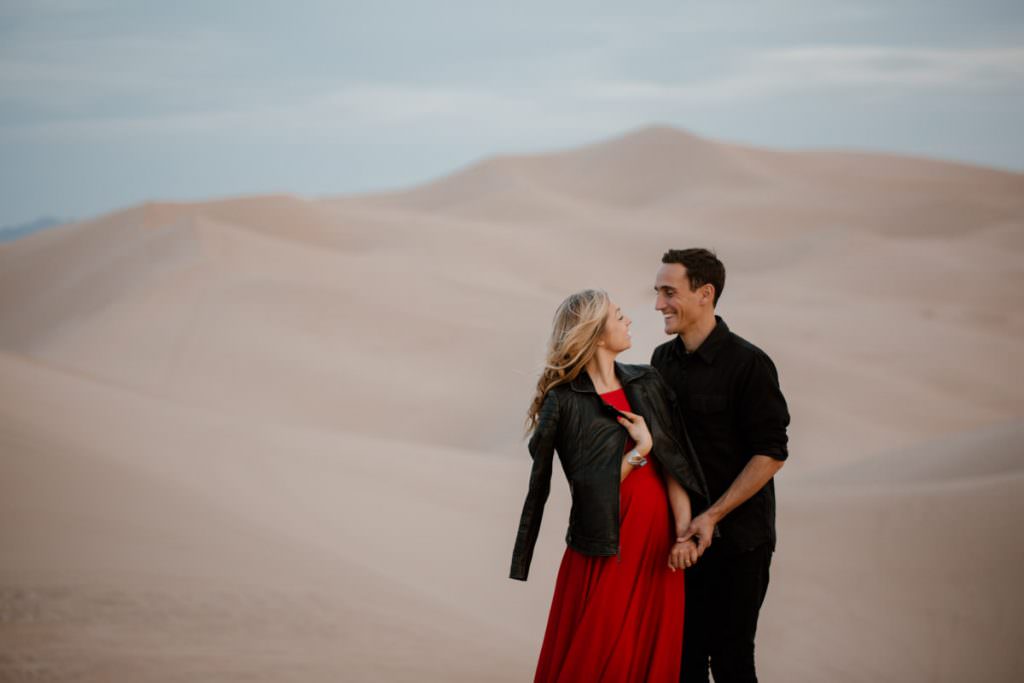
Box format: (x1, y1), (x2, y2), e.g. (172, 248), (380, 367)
(616, 410), (653, 455)
(668, 539), (699, 572)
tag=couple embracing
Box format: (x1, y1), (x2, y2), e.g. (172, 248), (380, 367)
(510, 248), (791, 683)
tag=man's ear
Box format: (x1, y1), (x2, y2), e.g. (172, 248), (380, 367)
(702, 284), (715, 304)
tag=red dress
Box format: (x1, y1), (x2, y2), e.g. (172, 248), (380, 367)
(533, 388), (685, 683)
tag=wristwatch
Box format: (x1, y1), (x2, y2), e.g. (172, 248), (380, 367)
(625, 448), (647, 467)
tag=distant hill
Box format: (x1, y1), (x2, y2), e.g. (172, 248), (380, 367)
(0, 216), (66, 242)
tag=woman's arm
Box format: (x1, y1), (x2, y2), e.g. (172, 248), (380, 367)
(665, 472), (691, 537)
(509, 390), (560, 581)
(666, 473), (699, 570)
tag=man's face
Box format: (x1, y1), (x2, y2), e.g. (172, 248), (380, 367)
(654, 263), (708, 335)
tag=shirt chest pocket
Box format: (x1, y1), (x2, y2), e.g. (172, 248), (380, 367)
(688, 393), (728, 414)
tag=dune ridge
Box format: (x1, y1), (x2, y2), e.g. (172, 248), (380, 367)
(1, 125), (1022, 681)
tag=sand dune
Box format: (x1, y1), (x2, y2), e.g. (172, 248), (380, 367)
(1, 125), (1022, 681)
(764, 472), (1024, 682)
(0, 350), (533, 681)
(793, 421), (1024, 486)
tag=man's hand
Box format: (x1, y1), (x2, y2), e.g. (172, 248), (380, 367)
(677, 512), (717, 556)
(675, 455), (783, 557)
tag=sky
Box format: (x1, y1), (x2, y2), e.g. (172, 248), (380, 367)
(1, 0), (1022, 227)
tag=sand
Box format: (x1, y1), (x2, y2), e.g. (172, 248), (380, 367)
(1, 125), (1022, 681)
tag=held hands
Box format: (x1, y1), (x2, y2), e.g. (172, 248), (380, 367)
(676, 512), (717, 556)
(615, 411), (653, 456)
(668, 538), (699, 571)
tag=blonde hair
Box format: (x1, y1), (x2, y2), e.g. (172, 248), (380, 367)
(525, 289), (610, 432)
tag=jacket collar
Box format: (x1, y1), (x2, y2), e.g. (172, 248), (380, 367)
(672, 315), (730, 365)
(569, 361), (648, 393)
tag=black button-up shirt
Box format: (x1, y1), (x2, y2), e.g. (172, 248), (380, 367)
(651, 315), (790, 554)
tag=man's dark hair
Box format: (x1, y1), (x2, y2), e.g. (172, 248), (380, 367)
(662, 248), (725, 305)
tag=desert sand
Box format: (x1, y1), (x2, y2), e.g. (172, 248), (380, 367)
(1, 125), (1022, 681)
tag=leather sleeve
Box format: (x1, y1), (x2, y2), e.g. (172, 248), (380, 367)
(509, 390), (560, 581)
(649, 370), (711, 506)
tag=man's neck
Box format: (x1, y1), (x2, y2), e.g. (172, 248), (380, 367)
(680, 314), (717, 354)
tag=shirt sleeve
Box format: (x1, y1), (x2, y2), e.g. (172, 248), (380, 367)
(736, 351), (790, 461)
(509, 390), (560, 581)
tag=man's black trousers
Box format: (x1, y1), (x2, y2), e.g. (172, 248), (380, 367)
(680, 542), (773, 683)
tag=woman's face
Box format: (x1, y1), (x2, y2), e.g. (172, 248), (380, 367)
(599, 298), (632, 353)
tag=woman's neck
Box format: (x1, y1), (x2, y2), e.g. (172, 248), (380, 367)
(585, 349), (621, 394)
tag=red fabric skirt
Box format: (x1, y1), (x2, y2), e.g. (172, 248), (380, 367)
(533, 388), (684, 683)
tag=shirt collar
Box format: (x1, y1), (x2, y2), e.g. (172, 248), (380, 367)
(672, 315), (729, 365)
(569, 361), (648, 393)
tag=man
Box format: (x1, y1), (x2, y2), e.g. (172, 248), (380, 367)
(651, 248), (790, 683)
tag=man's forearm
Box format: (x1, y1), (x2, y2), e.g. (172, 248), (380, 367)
(705, 455), (784, 524)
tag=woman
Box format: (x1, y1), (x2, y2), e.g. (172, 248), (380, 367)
(509, 289), (709, 682)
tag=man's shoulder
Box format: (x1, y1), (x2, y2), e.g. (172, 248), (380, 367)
(723, 328), (776, 366)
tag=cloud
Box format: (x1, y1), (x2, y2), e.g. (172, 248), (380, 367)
(0, 82), (615, 146)
(0, 25), (254, 116)
(3, 43), (1022, 146)
(582, 46), (1024, 106)
(757, 45), (1024, 89)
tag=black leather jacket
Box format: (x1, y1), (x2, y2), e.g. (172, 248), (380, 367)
(509, 362), (709, 581)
